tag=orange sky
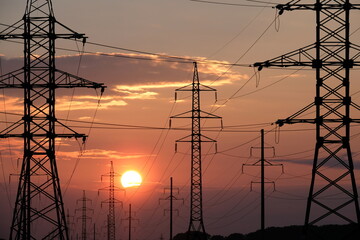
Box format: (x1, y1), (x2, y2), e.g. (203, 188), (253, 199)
(1, 0), (360, 239)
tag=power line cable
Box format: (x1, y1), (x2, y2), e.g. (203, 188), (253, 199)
(189, 0), (275, 7)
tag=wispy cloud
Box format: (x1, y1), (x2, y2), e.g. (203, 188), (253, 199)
(58, 149), (150, 161)
(56, 95), (127, 111)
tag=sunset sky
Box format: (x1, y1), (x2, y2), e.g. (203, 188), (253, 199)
(1, 0), (360, 239)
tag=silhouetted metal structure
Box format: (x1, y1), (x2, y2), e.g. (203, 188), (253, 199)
(76, 190), (93, 240)
(66, 209), (75, 240)
(99, 161), (123, 240)
(160, 177), (184, 240)
(0, 0), (105, 239)
(243, 129), (283, 240)
(254, 0), (360, 238)
(122, 204), (139, 240)
(171, 62), (222, 239)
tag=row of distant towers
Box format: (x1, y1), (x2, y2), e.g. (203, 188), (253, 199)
(0, 0), (360, 240)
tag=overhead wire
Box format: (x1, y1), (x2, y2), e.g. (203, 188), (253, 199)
(57, 39), (86, 153)
(189, 0), (275, 8)
(1, 5), (360, 236)
(63, 44), (105, 195)
(206, 0), (273, 59)
(1, 112), (344, 133)
(206, 165), (284, 228)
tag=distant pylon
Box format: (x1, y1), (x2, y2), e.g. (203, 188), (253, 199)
(254, 0), (360, 238)
(99, 161), (124, 240)
(0, 0), (105, 239)
(66, 209), (75, 240)
(159, 177), (184, 240)
(171, 62), (222, 239)
(75, 190), (93, 240)
(242, 129), (283, 240)
(122, 204), (139, 240)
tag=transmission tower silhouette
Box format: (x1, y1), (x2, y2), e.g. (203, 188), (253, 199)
(99, 161), (124, 240)
(159, 177), (184, 240)
(242, 129), (283, 240)
(171, 62), (222, 239)
(254, 0), (360, 238)
(0, 0), (105, 239)
(122, 204), (139, 240)
(75, 190), (93, 240)
(66, 209), (75, 240)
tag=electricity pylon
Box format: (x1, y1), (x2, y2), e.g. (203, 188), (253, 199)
(75, 190), (93, 240)
(99, 161), (123, 240)
(122, 204), (139, 240)
(0, 0), (105, 239)
(242, 129), (283, 240)
(171, 62), (222, 239)
(254, 0), (360, 238)
(66, 209), (75, 240)
(159, 177), (184, 240)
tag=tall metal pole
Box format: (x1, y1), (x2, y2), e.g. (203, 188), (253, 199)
(260, 129), (265, 240)
(0, 1), (105, 239)
(243, 130), (283, 240)
(170, 178), (173, 240)
(160, 177), (183, 240)
(122, 203), (138, 240)
(128, 204), (132, 240)
(94, 223), (96, 240)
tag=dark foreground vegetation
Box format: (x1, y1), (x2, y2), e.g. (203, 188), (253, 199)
(173, 224), (360, 240)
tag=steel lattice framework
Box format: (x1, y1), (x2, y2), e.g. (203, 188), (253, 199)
(0, 0), (105, 239)
(99, 161), (123, 240)
(254, 0), (360, 238)
(75, 190), (93, 240)
(171, 62), (221, 239)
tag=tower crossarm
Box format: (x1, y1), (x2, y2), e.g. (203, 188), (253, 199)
(175, 83), (217, 92)
(55, 70), (105, 89)
(254, 43), (316, 69)
(275, 1), (360, 13)
(0, 69), (105, 89)
(0, 15), (87, 41)
(175, 134), (217, 143)
(253, 43), (360, 70)
(170, 110), (221, 119)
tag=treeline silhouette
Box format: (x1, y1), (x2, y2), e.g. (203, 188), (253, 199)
(173, 224), (360, 240)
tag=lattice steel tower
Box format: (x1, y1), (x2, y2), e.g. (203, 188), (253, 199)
(99, 161), (123, 240)
(76, 190), (93, 240)
(171, 62), (221, 239)
(0, 0), (105, 239)
(254, 0), (360, 238)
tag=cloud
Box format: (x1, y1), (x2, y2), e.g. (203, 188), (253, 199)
(269, 73), (305, 79)
(1, 52), (249, 109)
(0, 95), (22, 113)
(58, 149), (150, 161)
(56, 95), (127, 111)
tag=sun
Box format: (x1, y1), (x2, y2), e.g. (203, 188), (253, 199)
(121, 170), (142, 188)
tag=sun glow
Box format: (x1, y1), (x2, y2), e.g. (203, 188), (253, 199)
(121, 170), (142, 188)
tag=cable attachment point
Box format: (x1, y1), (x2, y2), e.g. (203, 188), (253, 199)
(276, 5), (284, 15)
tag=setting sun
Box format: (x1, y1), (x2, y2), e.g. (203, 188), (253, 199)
(121, 170), (142, 188)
